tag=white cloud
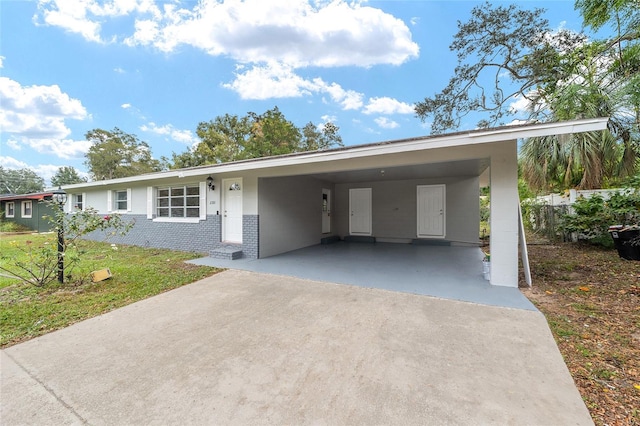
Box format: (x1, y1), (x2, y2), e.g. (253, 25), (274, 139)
(0, 156), (83, 186)
(114, 67), (126, 73)
(19, 137), (92, 160)
(508, 94), (533, 114)
(34, 0), (421, 121)
(6, 139), (21, 150)
(0, 56), (4, 68)
(374, 117), (399, 129)
(222, 62), (315, 100)
(123, 0), (419, 68)
(316, 79), (364, 110)
(0, 77), (90, 160)
(223, 64), (364, 110)
(140, 122), (196, 145)
(121, 103), (131, 109)
(35, 0), (161, 43)
(363, 97), (414, 115)
(36, 0), (418, 68)
(0, 156), (29, 169)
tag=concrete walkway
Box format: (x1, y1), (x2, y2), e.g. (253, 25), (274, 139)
(1, 270), (592, 425)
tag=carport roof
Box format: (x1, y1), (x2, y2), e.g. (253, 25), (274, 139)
(59, 117), (608, 190)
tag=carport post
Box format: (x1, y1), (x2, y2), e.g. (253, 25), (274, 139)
(488, 141), (519, 287)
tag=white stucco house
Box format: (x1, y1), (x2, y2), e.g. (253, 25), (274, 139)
(59, 117), (608, 288)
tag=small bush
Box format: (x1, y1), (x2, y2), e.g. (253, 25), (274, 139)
(559, 189), (640, 246)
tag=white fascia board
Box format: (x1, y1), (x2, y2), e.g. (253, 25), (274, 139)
(61, 117), (609, 191)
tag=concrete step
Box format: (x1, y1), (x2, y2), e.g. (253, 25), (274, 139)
(210, 244), (243, 260)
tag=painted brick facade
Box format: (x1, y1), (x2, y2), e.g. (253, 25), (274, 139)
(242, 214), (259, 259)
(83, 214), (221, 254)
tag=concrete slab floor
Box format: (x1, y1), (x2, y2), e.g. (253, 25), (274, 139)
(1, 270), (592, 425)
(189, 242), (536, 311)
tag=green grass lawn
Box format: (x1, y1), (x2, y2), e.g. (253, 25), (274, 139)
(0, 233), (221, 348)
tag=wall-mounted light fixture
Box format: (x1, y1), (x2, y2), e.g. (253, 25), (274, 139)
(206, 176), (215, 191)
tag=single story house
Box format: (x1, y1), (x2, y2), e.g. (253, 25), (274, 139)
(59, 118), (608, 288)
(0, 192), (58, 232)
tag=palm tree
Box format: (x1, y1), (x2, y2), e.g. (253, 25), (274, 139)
(520, 41), (639, 191)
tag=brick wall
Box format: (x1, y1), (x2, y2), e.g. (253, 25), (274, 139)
(242, 215), (259, 259)
(83, 215), (221, 254)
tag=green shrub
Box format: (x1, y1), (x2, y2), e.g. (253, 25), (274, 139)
(559, 189), (640, 246)
(0, 203), (133, 287)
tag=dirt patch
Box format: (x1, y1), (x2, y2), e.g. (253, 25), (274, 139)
(521, 242), (640, 426)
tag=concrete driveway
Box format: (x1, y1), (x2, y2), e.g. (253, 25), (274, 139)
(2, 270), (592, 425)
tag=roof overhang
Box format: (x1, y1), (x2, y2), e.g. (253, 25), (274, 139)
(0, 193), (53, 201)
(59, 117), (609, 190)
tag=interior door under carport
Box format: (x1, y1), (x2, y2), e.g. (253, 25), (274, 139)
(349, 188), (372, 236)
(417, 184), (445, 238)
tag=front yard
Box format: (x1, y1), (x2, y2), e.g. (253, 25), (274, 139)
(0, 232), (220, 348)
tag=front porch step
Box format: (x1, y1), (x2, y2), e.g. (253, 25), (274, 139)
(210, 244), (243, 260)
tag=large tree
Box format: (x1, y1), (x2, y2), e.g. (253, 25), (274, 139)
(301, 122), (343, 151)
(85, 128), (163, 180)
(50, 166), (87, 187)
(170, 107), (343, 168)
(0, 167), (45, 194)
(520, 0), (639, 190)
(415, 1), (639, 189)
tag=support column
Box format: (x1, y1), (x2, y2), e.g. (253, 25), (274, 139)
(489, 141), (519, 287)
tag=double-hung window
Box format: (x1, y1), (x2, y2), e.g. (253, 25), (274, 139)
(22, 201), (32, 218)
(73, 194), (84, 211)
(114, 190), (128, 211)
(157, 185), (200, 218)
(6, 202), (15, 218)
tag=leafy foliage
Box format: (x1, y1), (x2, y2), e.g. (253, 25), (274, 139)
(85, 128), (164, 180)
(560, 189), (640, 245)
(170, 107), (343, 167)
(0, 204), (133, 287)
(414, 2), (584, 132)
(415, 1), (639, 190)
(50, 166), (87, 187)
(0, 166), (45, 194)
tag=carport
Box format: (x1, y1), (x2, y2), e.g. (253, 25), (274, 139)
(241, 118), (608, 289)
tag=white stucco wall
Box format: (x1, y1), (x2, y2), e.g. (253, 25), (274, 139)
(258, 175), (333, 258)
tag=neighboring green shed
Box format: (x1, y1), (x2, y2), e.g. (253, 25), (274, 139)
(0, 192), (56, 232)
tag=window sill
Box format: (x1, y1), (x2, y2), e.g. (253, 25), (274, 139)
(152, 217), (201, 223)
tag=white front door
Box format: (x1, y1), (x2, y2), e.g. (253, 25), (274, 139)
(349, 188), (372, 235)
(417, 184), (445, 238)
(222, 178), (243, 243)
(322, 188), (331, 234)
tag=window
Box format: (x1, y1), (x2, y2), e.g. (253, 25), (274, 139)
(156, 185), (200, 218)
(6, 202), (15, 218)
(73, 194), (84, 210)
(22, 201), (32, 218)
(114, 190), (128, 211)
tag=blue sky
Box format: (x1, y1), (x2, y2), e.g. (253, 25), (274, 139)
(0, 0), (584, 185)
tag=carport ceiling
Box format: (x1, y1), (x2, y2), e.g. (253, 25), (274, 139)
(308, 158), (490, 184)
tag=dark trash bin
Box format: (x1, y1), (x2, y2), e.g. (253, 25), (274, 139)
(609, 226), (640, 261)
